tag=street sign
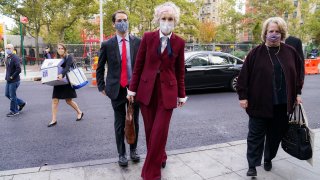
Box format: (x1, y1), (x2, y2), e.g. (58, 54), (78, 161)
(20, 16), (29, 24)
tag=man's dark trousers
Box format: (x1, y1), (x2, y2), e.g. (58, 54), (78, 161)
(111, 86), (139, 156)
(5, 81), (25, 113)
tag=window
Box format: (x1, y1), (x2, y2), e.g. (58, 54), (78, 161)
(208, 55), (231, 65)
(284, 12), (289, 19)
(293, 0), (298, 7)
(293, 11), (297, 18)
(189, 54), (209, 66)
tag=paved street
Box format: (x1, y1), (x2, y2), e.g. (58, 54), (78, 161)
(0, 75), (319, 171)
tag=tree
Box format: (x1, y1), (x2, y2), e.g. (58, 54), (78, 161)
(244, 0), (294, 43)
(217, 0), (245, 43)
(0, 0), (98, 59)
(198, 21), (216, 43)
(102, 0), (200, 40)
(41, 0), (98, 44)
(1, 0), (47, 60)
(301, 1), (320, 45)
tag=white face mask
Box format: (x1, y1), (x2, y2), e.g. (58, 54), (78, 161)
(159, 20), (174, 34)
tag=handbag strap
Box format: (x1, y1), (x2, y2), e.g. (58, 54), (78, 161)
(289, 103), (306, 125)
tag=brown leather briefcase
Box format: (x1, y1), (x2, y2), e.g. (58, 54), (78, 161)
(125, 102), (135, 144)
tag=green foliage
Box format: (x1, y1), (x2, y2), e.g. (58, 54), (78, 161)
(244, 0), (294, 43)
(102, 0), (200, 39)
(216, 0), (245, 43)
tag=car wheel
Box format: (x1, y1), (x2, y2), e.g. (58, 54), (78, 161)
(230, 76), (238, 92)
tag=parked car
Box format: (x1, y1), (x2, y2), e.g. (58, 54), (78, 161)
(184, 51), (244, 92)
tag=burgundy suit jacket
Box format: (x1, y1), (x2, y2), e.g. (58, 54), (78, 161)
(129, 30), (186, 109)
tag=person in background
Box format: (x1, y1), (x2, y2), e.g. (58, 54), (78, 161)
(48, 43), (84, 127)
(127, 2), (187, 180)
(96, 10), (141, 167)
(4, 44), (26, 117)
(285, 35), (304, 78)
(236, 17), (303, 177)
(44, 47), (52, 59)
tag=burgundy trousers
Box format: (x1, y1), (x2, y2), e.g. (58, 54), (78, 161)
(140, 75), (173, 180)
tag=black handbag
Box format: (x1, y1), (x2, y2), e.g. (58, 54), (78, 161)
(281, 104), (312, 160)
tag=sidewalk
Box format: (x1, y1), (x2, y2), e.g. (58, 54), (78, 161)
(0, 65), (92, 82)
(0, 129), (319, 180)
(0, 65), (42, 82)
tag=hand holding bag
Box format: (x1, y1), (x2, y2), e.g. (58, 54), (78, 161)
(125, 102), (136, 144)
(281, 103), (312, 160)
(67, 63), (88, 89)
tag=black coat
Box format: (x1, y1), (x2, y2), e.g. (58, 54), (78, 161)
(96, 35), (141, 100)
(285, 36), (305, 78)
(5, 54), (21, 83)
(236, 43), (303, 118)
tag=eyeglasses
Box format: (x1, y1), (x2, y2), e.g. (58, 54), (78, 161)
(116, 19), (128, 23)
(161, 17), (174, 21)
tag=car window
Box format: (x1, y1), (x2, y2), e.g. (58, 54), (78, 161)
(208, 55), (231, 65)
(189, 54), (209, 67)
(236, 59), (244, 64)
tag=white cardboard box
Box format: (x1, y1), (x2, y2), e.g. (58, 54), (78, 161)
(41, 59), (68, 86)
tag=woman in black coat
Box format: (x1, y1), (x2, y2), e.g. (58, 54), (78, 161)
(236, 17), (303, 177)
(48, 43), (84, 127)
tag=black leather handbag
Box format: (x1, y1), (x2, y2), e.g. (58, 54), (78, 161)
(281, 104), (312, 160)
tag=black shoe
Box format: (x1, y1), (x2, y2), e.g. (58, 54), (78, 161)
(118, 155), (128, 167)
(18, 102), (27, 111)
(246, 167), (257, 176)
(76, 112), (84, 121)
(130, 149), (140, 162)
(48, 121), (57, 127)
(264, 161), (272, 171)
(161, 162), (166, 168)
(6, 112), (19, 117)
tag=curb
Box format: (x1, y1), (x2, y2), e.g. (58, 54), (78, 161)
(0, 140), (246, 177)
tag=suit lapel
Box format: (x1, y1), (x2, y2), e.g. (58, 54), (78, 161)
(129, 35), (135, 69)
(112, 36), (121, 64)
(154, 30), (162, 59)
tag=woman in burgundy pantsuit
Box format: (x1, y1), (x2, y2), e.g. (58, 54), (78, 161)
(127, 2), (187, 180)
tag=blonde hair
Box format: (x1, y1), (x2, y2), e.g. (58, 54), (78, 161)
(261, 17), (287, 42)
(152, 2), (180, 26)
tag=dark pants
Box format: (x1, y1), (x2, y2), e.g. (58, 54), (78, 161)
(247, 104), (289, 168)
(5, 81), (25, 113)
(111, 87), (139, 156)
(141, 75), (173, 180)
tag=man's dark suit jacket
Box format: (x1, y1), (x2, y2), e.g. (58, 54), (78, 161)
(96, 35), (141, 100)
(285, 36), (305, 79)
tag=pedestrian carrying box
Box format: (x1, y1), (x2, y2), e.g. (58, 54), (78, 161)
(41, 59), (68, 86)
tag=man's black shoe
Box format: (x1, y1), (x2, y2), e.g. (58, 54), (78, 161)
(264, 161), (272, 171)
(6, 112), (19, 117)
(118, 155), (128, 167)
(18, 102), (27, 111)
(130, 150), (140, 162)
(246, 167), (257, 176)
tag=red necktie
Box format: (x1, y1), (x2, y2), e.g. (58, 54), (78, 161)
(120, 38), (128, 87)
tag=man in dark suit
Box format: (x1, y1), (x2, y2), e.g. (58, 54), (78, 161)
(285, 36), (305, 79)
(96, 10), (141, 167)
